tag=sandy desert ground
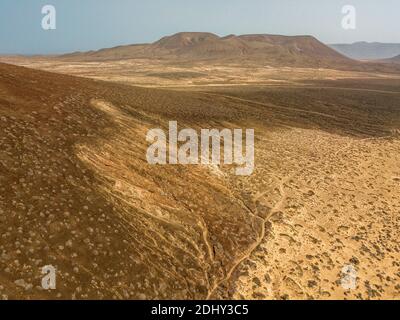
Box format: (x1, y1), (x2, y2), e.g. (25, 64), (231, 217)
(1, 56), (399, 88)
(0, 57), (399, 300)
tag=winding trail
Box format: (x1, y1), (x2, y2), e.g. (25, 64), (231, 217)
(205, 130), (397, 299)
(206, 173), (292, 299)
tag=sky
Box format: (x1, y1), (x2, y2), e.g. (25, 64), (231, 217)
(1, 0), (400, 55)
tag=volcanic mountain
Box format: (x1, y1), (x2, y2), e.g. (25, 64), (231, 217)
(60, 32), (352, 67)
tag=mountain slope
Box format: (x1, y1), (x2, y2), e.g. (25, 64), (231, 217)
(0, 62), (263, 299)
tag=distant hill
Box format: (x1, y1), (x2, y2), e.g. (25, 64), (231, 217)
(382, 54), (400, 64)
(330, 42), (400, 60)
(59, 32), (352, 67)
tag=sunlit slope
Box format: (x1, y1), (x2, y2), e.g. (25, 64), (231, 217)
(0, 63), (399, 299)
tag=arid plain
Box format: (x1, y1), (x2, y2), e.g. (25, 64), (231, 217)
(0, 33), (399, 300)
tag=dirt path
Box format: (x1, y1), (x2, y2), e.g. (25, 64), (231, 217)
(207, 129), (397, 299)
(206, 172), (292, 299)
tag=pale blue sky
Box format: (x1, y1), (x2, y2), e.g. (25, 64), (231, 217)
(1, 0), (399, 54)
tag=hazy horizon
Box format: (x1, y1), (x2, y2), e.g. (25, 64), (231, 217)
(1, 0), (400, 55)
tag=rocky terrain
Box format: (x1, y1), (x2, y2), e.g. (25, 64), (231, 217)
(0, 58), (399, 300)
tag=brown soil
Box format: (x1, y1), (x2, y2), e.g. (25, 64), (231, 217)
(0, 62), (399, 300)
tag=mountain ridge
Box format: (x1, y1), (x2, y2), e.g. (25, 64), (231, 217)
(58, 32), (351, 67)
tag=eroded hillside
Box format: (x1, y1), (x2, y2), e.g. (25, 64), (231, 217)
(0, 63), (399, 299)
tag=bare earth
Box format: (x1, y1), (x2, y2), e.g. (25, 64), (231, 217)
(0, 57), (399, 300)
(2, 56), (399, 88)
